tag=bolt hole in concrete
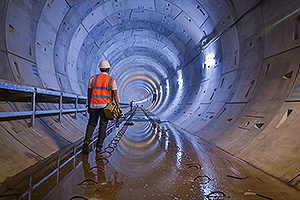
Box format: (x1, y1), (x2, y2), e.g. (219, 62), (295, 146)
(226, 118), (233, 123)
(283, 70), (294, 79)
(276, 109), (293, 128)
(254, 122), (264, 129)
(8, 24), (15, 32)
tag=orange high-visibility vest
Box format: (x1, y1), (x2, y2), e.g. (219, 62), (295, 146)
(90, 74), (115, 104)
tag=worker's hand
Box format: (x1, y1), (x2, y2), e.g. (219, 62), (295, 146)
(119, 107), (122, 113)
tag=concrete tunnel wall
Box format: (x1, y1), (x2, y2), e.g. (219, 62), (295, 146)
(0, 0), (300, 190)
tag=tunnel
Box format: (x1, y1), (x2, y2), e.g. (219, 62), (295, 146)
(0, 0), (300, 199)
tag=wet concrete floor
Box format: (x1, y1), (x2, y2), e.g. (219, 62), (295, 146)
(2, 109), (300, 199)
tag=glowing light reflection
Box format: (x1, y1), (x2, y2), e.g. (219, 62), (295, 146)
(177, 70), (183, 88)
(268, 7), (300, 30)
(204, 53), (215, 67)
(167, 125), (183, 169)
(166, 80), (170, 93)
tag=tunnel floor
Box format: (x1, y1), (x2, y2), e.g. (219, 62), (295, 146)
(2, 109), (300, 200)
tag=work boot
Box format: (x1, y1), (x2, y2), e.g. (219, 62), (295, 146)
(116, 118), (119, 128)
(82, 142), (89, 154)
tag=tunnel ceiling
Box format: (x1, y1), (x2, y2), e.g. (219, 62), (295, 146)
(44, 0), (228, 113)
(4, 0), (266, 133)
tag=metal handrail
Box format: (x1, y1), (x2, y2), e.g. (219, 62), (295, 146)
(0, 81), (87, 126)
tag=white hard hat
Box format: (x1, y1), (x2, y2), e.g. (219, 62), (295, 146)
(99, 60), (110, 69)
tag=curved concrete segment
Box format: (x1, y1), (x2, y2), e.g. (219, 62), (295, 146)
(0, 0), (300, 195)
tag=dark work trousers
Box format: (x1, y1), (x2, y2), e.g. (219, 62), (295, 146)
(84, 108), (108, 147)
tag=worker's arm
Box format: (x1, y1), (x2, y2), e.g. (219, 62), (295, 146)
(112, 90), (122, 113)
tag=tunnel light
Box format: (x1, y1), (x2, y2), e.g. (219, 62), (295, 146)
(166, 80), (170, 93)
(135, 97), (150, 104)
(205, 53), (215, 67)
(177, 70), (183, 88)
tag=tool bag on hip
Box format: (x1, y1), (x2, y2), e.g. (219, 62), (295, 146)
(104, 101), (120, 120)
(104, 76), (120, 120)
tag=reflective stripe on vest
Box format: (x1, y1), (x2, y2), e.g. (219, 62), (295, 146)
(90, 74), (114, 104)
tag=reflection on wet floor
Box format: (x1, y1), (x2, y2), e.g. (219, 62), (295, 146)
(2, 109), (300, 199)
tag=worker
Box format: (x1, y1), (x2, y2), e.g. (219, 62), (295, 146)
(130, 100), (133, 111)
(83, 60), (122, 154)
